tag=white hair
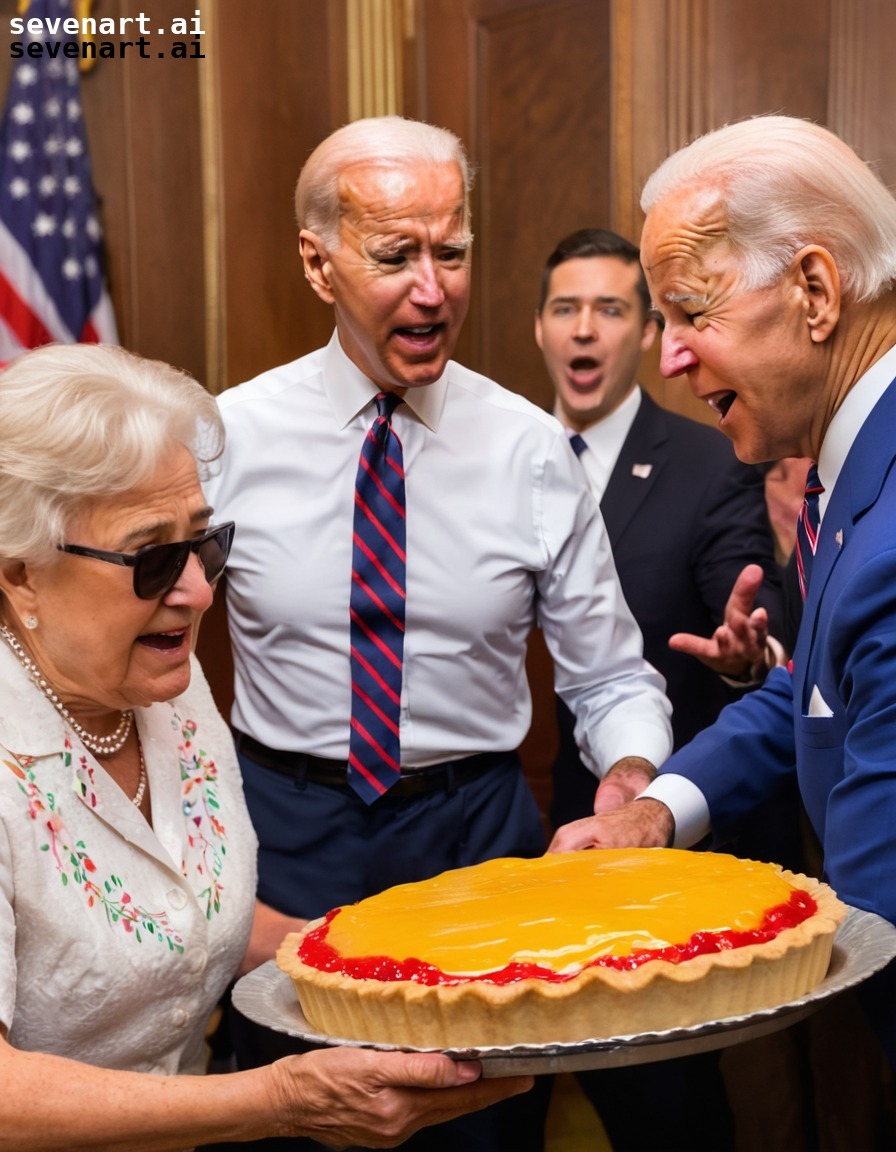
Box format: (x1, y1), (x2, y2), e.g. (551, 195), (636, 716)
(641, 115), (896, 303)
(0, 342), (224, 565)
(295, 115), (475, 247)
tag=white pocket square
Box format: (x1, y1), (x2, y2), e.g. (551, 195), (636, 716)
(808, 684), (834, 717)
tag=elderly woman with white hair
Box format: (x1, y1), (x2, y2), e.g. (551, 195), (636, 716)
(0, 342), (528, 1152)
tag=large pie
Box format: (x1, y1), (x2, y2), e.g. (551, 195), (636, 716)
(276, 847), (847, 1048)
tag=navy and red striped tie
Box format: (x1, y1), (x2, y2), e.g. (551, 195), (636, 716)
(795, 463), (824, 600)
(348, 392), (406, 802)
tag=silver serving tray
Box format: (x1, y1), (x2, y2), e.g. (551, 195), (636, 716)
(232, 906), (896, 1075)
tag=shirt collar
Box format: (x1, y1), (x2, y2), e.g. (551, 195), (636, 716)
(817, 341), (896, 515)
(553, 384), (642, 460)
(323, 329), (449, 431)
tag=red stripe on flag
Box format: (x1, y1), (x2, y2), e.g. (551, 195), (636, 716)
(0, 269), (55, 348)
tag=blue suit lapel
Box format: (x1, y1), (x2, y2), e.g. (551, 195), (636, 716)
(793, 374), (896, 706)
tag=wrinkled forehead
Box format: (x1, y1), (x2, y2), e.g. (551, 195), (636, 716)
(336, 160), (468, 237)
(640, 185), (731, 283)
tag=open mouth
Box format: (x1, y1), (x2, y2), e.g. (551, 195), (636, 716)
(567, 356), (602, 391)
(707, 391), (736, 418)
(138, 628), (188, 652)
(395, 323), (443, 342)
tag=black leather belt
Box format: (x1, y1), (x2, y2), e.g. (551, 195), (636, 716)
(234, 731), (510, 797)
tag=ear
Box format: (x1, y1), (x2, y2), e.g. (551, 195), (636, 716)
(0, 561), (30, 594)
(0, 561), (38, 619)
(299, 229), (336, 305)
(534, 310), (544, 351)
(640, 313), (660, 353)
(793, 246), (841, 343)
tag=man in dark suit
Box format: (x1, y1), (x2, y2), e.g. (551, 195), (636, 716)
(550, 116), (896, 1074)
(536, 228), (783, 827)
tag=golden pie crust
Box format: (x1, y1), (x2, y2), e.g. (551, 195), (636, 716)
(277, 848), (847, 1048)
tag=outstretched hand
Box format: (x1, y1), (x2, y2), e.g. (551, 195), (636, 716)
(547, 797), (674, 854)
(668, 563), (771, 679)
(270, 1047), (533, 1148)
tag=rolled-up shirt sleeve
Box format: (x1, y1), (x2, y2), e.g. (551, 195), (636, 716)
(535, 436), (673, 777)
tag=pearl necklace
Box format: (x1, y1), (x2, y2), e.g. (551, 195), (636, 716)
(0, 624), (135, 757)
(132, 736), (148, 808)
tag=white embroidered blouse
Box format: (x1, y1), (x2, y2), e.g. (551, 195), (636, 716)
(0, 645), (257, 1075)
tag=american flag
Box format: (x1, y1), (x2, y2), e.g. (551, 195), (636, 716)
(0, 0), (117, 358)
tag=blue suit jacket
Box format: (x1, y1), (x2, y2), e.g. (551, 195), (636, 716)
(660, 374), (896, 1061)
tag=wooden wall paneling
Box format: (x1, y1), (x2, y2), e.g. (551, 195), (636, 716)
(706, 0), (830, 128)
(828, 0), (896, 187)
(470, 0), (612, 409)
(214, 0), (342, 393)
(88, 0), (207, 379)
(611, 0), (714, 424)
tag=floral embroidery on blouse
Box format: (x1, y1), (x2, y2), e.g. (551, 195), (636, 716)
(175, 715), (228, 920)
(4, 710), (231, 945)
(5, 742), (185, 951)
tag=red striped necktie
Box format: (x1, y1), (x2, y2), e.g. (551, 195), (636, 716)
(795, 463), (824, 600)
(348, 392), (406, 802)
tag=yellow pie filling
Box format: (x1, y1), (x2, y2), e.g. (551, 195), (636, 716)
(278, 848), (846, 1048)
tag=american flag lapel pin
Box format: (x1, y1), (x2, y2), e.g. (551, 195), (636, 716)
(835, 529), (843, 547)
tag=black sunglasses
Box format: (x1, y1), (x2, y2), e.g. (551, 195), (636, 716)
(59, 521), (235, 600)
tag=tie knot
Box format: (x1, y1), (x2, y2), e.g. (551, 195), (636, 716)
(569, 432), (588, 457)
(375, 392), (402, 421)
(805, 463), (824, 498)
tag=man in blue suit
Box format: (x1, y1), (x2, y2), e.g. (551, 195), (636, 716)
(550, 114), (896, 1067)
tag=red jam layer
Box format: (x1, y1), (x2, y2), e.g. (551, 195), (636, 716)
(298, 889), (817, 987)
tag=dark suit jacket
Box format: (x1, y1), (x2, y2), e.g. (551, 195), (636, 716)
(552, 390), (783, 828)
(658, 374), (896, 1066)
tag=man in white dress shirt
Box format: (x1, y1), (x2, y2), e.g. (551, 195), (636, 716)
(205, 116), (671, 1152)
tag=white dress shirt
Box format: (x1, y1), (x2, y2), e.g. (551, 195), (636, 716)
(205, 332), (671, 776)
(554, 385), (642, 502)
(0, 650), (257, 1082)
(643, 341), (896, 844)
